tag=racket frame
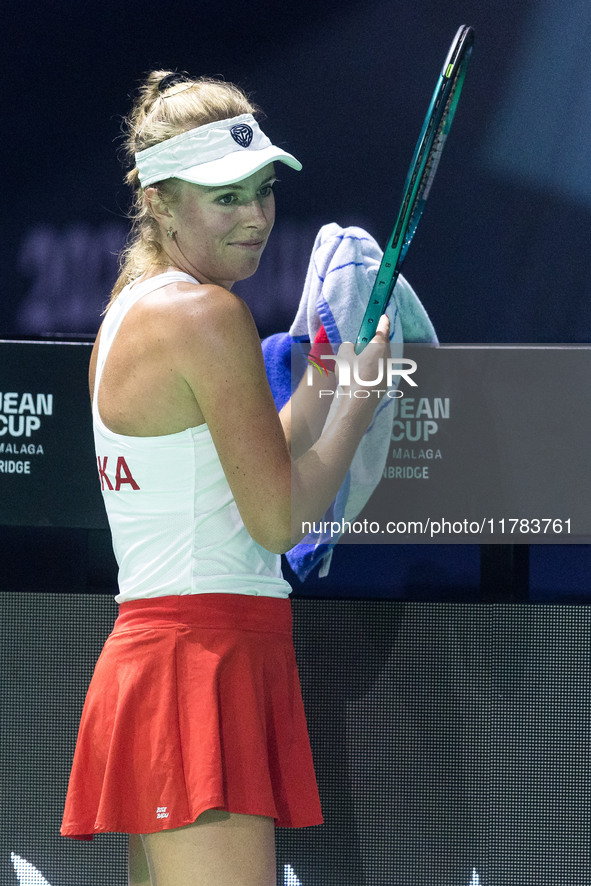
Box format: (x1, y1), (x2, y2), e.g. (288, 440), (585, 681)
(355, 24), (474, 353)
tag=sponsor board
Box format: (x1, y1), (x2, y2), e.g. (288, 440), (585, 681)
(0, 341), (107, 528)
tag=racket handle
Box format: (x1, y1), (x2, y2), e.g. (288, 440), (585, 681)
(355, 272), (398, 354)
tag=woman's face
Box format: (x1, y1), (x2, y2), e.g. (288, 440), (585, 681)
(166, 164), (277, 289)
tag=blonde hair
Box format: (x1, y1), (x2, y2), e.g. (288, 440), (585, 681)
(109, 71), (258, 305)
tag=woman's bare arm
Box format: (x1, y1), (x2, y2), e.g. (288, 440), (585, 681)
(172, 284), (388, 553)
(278, 362), (337, 459)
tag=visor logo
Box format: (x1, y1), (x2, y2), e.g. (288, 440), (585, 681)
(230, 123), (253, 148)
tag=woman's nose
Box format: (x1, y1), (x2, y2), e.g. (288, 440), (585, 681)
(243, 198), (272, 228)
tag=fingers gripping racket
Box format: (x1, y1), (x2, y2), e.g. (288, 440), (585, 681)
(355, 24), (475, 353)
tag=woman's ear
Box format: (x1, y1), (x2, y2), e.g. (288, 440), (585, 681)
(144, 187), (174, 225)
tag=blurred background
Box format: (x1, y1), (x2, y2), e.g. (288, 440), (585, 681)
(6, 0), (591, 344)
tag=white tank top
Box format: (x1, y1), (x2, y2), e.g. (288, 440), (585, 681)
(93, 271), (291, 603)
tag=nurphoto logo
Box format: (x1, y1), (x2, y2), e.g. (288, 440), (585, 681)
(306, 353), (418, 399)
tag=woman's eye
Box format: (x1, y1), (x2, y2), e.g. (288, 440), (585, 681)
(217, 193), (237, 206)
(258, 183), (276, 198)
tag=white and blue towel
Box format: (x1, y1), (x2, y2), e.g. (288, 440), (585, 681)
(262, 223), (437, 581)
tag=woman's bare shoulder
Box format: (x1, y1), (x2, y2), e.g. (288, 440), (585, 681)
(142, 281), (260, 370)
(143, 280), (255, 339)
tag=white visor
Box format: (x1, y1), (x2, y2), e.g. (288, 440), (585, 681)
(135, 113), (302, 187)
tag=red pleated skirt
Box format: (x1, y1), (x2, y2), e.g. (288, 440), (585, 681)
(61, 594), (323, 840)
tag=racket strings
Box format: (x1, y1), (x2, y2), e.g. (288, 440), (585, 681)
(394, 72), (458, 251)
(421, 63), (467, 200)
(391, 107), (441, 251)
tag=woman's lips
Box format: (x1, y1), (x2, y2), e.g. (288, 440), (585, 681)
(229, 240), (264, 251)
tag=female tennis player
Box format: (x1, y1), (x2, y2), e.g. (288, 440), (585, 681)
(60, 71), (389, 886)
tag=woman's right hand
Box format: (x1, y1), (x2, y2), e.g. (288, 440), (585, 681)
(333, 314), (391, 400)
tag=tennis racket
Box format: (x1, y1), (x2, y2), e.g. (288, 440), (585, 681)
(355, 24), (475, 353)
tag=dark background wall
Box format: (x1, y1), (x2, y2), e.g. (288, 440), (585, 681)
(6, 0), (591, 343)
(2, 594), (590, 886)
